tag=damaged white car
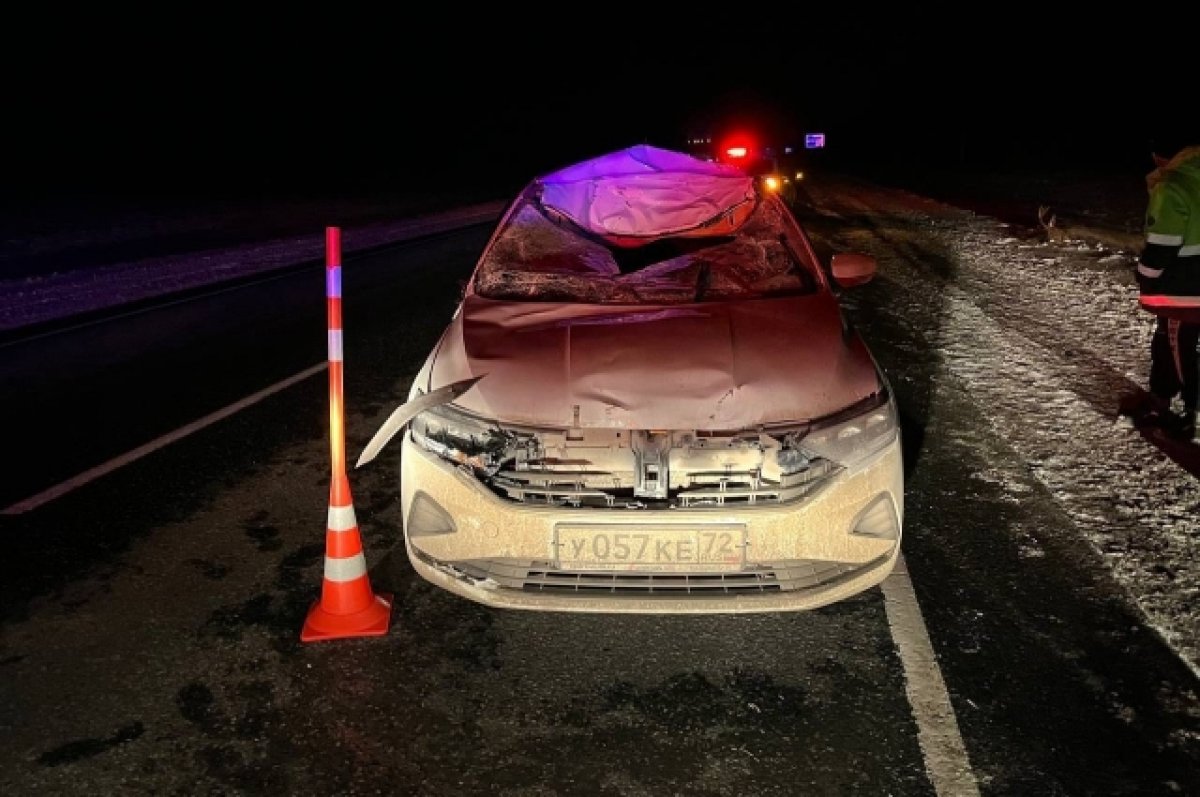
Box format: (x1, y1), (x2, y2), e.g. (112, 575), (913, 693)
(362, 145), (903, 612)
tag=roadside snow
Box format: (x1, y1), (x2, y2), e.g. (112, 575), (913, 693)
(820, 184), (1200, 677)
(945, 223), (1199, 671)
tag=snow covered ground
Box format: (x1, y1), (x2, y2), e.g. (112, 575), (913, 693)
(806, 179), (1200, 679)
(3, 176), (1197, 679)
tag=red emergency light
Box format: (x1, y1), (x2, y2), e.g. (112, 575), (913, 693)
(717, 131), (758, 166)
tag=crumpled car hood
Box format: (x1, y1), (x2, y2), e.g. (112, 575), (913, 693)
(427, 293), (882, 430)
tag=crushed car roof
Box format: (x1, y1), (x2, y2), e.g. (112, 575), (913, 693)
(538, 144), (755, 241)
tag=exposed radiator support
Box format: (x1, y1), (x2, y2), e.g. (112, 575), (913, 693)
(631, 431), (671, 499)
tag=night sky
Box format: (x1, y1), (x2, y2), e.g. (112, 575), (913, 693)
(5, 11), (1185, 201)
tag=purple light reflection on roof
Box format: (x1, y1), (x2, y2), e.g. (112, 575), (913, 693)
(536, 145), (756, 239)
(539, 145), (745, 184)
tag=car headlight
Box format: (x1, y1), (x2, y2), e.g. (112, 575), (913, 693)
(799, 390), (899, 468)
(411, 403), (517, 476)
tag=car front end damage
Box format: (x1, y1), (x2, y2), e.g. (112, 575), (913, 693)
(379, 144), (905, 612)
(399, 391), (903, 613)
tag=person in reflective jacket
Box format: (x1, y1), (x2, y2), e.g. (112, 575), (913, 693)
(1133, 134), (1200, 441)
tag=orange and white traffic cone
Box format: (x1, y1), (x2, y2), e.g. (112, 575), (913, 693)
(301, 474), (392, 642)
(301, 226), (393, 643)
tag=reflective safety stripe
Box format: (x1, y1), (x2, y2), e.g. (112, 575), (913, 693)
(1138, 263), (1164, 278)
(1181, 244), (1200, 257)
(1147, 232), (1184, 246)
(1141, 295), (1200, 307)
(328, 329), (343, 361)
(324, 552), (367, 582)
(326, 266), (342, 298)
(327, 504), (358, 531)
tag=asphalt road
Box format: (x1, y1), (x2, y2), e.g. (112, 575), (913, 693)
(1, 180), (1197, 796)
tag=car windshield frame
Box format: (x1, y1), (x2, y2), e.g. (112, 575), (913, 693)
(471, 184), (827, 305)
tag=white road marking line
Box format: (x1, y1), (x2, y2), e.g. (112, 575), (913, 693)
(2, 362), (327, 515)
(882, 553), (981, 797)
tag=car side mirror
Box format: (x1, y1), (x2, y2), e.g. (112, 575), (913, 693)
(830, 253), (877, 288)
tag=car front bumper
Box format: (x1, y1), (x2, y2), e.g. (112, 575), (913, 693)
(399, 433), (903, 613)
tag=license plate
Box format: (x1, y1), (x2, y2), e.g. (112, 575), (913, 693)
(555, 524), (746, 572)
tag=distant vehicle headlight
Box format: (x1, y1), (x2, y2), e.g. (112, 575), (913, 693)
(795, 171), (805, 180)
(800, 391), (899, 468)
(763, 175), (781, 191)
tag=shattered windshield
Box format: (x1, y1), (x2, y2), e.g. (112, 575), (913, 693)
(474, 192), (820, 304)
